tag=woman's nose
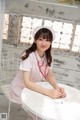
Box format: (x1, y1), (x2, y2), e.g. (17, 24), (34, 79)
(42, 40), (46, 45)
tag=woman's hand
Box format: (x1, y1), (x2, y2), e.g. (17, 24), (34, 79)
(47, 89), (65, 99)
(56, 86), (66, 98)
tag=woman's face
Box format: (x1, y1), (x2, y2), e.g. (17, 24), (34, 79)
(35, 37), (51, 53)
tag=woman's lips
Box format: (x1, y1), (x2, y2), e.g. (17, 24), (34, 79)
(40, 46), (46, 48)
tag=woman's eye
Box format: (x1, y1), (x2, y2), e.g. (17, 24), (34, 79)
(39, 38), (43, 41)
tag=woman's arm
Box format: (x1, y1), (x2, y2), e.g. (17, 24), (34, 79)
(46, 69), (66, 97)
(46, 69), (59, 89)
(23, 71), (63, 99)
(23, 71), (49, 95)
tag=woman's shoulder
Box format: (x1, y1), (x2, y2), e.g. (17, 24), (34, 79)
(21, 51), (34, 58)
(29, 52), (36, 62)
(21, 51), (35, 62)
(29, 51), (35, 57)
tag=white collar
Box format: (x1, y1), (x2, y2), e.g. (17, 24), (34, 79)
(35, 51), (46, 62)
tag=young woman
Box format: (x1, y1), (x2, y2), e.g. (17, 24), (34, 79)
(10, 26), (66, 104)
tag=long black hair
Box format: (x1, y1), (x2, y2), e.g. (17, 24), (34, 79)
(21, 28), (54, 66)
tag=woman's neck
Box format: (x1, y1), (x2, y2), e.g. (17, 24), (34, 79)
(36, 50), (44, 58)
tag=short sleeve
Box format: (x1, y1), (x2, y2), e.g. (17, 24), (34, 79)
(19, 56), (32, 71)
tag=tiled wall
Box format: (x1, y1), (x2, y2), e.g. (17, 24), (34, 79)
(1, 43), (80, 90)
(0, 43), (26, 85)
(52, 52), (80, 89)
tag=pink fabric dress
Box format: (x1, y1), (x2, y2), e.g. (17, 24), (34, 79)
(10, 51), (50, 104)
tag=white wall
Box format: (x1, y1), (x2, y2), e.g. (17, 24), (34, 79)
(0, 0), (5, 64)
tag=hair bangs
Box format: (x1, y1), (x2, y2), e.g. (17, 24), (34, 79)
(39, 33), (52, 42)
(34, 28), (53, 42)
